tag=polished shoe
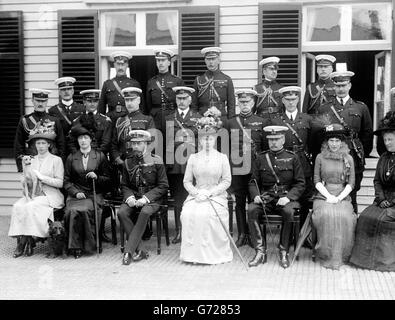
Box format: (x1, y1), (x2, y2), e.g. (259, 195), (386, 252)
(311, 249), (316, 262)
(100, 232), (112, 243)
(171, 231), (181, 244)
(13, 238), (26, 258)
(248, 251), (267, 267)
(278, 250), (290, 269)
(132, 250), (149, 262)
(122, 252), (132, 265)
(74, 249), (83, 259)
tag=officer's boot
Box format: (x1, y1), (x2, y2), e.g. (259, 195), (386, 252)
(172, 207), (181, 244)
(247, 219), (267, 267)
(235, 194), (249, 247)
(278, 245), (290, 269)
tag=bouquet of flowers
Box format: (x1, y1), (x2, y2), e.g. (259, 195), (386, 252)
(195, 114), (223, 134)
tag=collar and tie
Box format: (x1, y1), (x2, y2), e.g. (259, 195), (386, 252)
(340, 98), (344, 106)
(180, 112), (185, 119)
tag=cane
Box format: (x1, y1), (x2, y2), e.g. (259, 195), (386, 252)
(207, 198), (249, 271)
(92, 178), (100, 257)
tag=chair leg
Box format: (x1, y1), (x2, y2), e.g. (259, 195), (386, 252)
(163, 211), (170, 246)
(120, 222), (125, 253)
(228, 200), (233, 237)
(110, 206), (117, 246)
(156, 214), (161, 255)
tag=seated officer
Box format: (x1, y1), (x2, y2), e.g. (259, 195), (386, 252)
(69, 89), (112, 155)
(117, 130), (169, 265)
(247, 126), (305, 268)
(165, 86), (201, 244)
(226, 89), (268, 247)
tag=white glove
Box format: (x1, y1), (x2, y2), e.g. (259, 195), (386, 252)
(277, 197), (290, 207)
(33, 169), (45, 181)
(126, 196), (136, 207)
(254, 195), (263, 204)
(135, 197), (148, 207)
(326, 195), (339, 204)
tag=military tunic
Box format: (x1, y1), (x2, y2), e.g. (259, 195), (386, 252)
(192, 69), (235, 119)
(68, 112), (113, 155)
(302, 78), (336, 115)
(253, 79), (284, 118)
(146, 72), (184, 132)
(48, 101), (85, 138)
(98, 75), (142, 118)
(111, 110), (155, 162)
(14, 111), (66, 172)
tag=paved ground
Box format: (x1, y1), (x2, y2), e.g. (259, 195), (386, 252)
(0, 214), (394, 300)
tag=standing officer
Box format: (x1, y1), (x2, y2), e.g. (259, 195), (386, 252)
(48, 77), (85, 153)
(302, 54), (337, 116)
(165, 86), (201, 244)
(14, 89), (66, 172)
(226, 89), (268, 247)
(192, 47), (235, 119)
(69, 89), (112, 155)
(247, 126), (305, 268)
(118, 130), (169, 265)
(270, 86), (313, 225)
(98, 51), (142, 123)
(317, 70), (373, 214)
(146, 49), (184, 133)
(253, 57), (283, 118)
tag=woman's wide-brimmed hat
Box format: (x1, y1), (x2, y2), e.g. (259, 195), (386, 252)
(70, 125), (95, 139)
(324, 123), (346, 140)
(374, 111), (395, 135)
(195, 115), (223, 136)
(27, 119), (57, 142)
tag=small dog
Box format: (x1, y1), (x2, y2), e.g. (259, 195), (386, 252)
(21, 155), (42, 201)
(46, 219), (67, 258)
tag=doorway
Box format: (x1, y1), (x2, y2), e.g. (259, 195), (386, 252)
(129, 56), (157, 95)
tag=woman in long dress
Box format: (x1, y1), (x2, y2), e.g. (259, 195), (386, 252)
(350, 116), (395, 271)
(312, 123), (357, 269)
(180, 117), (233, 264)
(9, 132), (64, 257)
(64, 125), (111, 258)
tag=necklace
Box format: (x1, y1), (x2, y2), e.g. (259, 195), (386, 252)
(386, 157), (395, 177)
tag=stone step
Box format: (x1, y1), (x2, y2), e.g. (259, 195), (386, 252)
(0, 164), (18, 172)
(0, 181), (21, 189)
(0, 158), (16, 165)
(1, 189), (22, 197)
(0, 205), (12, 216)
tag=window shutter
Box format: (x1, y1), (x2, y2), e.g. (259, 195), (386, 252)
(259, 3), (301, 85)
(58, 10), (98, 102)
(0, 11), (24, 157)
(179, 6), (219, 86)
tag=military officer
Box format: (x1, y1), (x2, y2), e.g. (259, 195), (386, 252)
(192, 47), (236, 119)
(111, 87), (155, 166)
(247, 126), (305, 268)
(270, 86), (314, 225)
(98, 51), (142, 122)
(302, 55), (337, 115)
(146, 49), (184, 133)
(48, 77), (85, 153)
(118, 130), (169, 265)
(316, 70), (373, 214)
(69, 89), (112, 155)
(14, 89), (66, 172)
(165, 86), (201, 244)
(226, 89), (268, 247)
(253, 57), (284, 118)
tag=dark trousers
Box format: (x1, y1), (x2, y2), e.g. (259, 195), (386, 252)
(168, 174), (188, 232)
(117, 203), (161, 254)
(247, 200), (300, 252)
(351, 172), (363, 214)
(231, 174), (251, 236)
(299, 176), (314, 227)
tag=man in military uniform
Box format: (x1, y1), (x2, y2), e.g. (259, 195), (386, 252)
(14, 89), (66, 172)
(317, 70), (373, 214)
(192, 47), (235, 119)
(226, 89), (268, 247)
(98, 51), (142, 123)
(303, 55), (336, 116)
(165, 86), (201, 244)
(146, 49), (184, 133)
(48, 77), (85, 155)
(68, 89), (112, 155)
(247, 126), (305, 268)
(270, 86), (313, 226)
(253, 57), (284, 118)
(117, 130), (169, 265)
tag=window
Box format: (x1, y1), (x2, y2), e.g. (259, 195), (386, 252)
(105, 13), (136, 47)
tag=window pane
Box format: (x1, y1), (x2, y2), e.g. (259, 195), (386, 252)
(306, 7), (341, 41)
(352, 6), (388, 41)
(105, 13), (136, 46)
(146, 12), (177, 45)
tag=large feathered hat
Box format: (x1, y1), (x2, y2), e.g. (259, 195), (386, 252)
(374, 111), (395, 135)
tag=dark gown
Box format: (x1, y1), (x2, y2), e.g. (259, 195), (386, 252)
(350, 151), (395, 271)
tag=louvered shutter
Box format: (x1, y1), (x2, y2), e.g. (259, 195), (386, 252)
(58, 10), (98, 102)
(259, 3), (301, 85)
(0, 11), (24, 157)
(179, 7), (219, 86)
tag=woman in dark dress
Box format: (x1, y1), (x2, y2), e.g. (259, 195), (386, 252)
(64, 125), (111, 258)
(350, 114), (395, 271)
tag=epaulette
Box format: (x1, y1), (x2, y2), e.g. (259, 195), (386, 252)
(99, 114), (112, 122)
(283, 149), (296, 156)
(354, 100), (367, 106)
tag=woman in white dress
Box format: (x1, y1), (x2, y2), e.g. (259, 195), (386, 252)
(180, 116), (233, 264)
(9, 130), (64, 257)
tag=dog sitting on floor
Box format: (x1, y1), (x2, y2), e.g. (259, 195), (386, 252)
(21, 155), (42, 201)
(46, 219), (66, 258)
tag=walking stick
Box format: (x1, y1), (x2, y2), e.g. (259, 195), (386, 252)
(207, 198), (249, 271)
(92, 178), (100, 257)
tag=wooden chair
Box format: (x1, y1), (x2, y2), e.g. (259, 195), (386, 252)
(102, 197), (122, 245)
